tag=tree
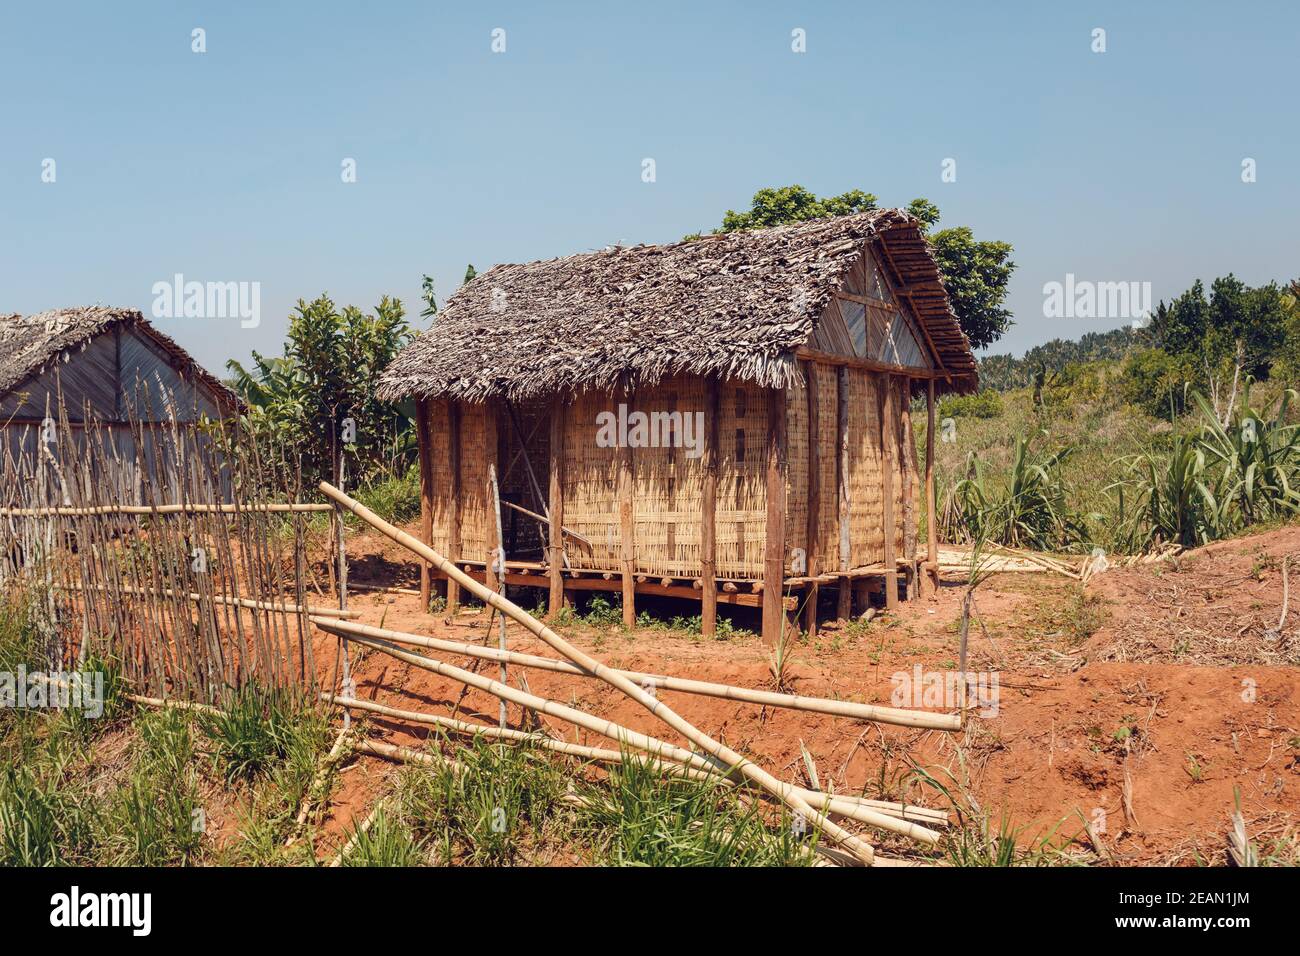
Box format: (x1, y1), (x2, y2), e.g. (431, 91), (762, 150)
(1147, 275), (1290, 422)
(227, 294), (415, 486)
(463, 264), (477, 284)
(709, 185), (1015, 350)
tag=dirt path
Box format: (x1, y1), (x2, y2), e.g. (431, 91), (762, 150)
(313, 525), (1300, 864)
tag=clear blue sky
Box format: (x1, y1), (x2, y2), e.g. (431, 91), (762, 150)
(2, 1), (1296, 375)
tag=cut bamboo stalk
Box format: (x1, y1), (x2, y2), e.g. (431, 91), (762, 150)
(324, 688), (943, 833)
(317, 480), (883, 863)
(314, 617), (960, 730)
(59, 583), (360, 619)
(315, 611), (938, 847)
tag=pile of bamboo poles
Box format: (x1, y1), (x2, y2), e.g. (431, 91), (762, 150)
(316, 481), (961, 866)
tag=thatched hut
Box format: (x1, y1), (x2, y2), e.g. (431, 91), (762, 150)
(0, 306), (240, 500)
(379, 208), (977, 642)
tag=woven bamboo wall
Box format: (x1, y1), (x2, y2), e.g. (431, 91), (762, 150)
(847, 367), (887, 567)
(716, 381), (768, 578)
(418, 369), (916, 582)
(424, 399), (452, 556)
(784, 378), (808, 565)
(561, 388), (621, 571)
(809, 366), (841, 574)
(631, 376), (708, 578)
(456, 401), (498, 563)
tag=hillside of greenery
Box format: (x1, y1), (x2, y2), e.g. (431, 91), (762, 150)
(924, 271), (1300, 556)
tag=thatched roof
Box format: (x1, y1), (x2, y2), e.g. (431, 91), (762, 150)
(0, 306), (239, 410)
(379, 208), (977, 403)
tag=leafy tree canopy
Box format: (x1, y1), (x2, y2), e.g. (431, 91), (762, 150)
(227, 294), (414, 485)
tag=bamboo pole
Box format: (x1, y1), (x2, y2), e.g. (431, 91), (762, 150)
(488, 463), (508, 729)
(313, 617), (960, 730)
(322, 632), (939, 845)
(59, 583), (360, 619)
(327, 691), (949, 825)
(315, 484), (906, 865)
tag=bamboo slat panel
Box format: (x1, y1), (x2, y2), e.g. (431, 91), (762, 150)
(784, 379), (808, 562)
(425, 400), (452, 556)
(561, 389), (621, 571)
(812, 366), (839, 573)
(716, 381), (767, 578)
(847, 367), (886, 568)
(632, 375), (707, 578)
(456, 401), (497, 563)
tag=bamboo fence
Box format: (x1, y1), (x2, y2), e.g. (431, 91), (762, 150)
(0, 381), (334, 700)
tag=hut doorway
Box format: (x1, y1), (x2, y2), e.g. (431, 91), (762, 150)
(495, 400), (552, 563)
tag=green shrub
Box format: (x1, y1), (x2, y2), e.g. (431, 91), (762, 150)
(939, 390), (1004, 420)
(1119, 348), (1196, 419)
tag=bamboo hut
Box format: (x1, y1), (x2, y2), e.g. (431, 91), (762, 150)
(0, 306), (240, 501)
(379, 208), (977, 642)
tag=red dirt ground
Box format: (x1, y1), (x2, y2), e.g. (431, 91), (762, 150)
(311, 525), (1300, 865)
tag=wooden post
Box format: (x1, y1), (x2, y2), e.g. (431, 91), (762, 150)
(618, 388), (636, 628)
(416, 400), (434, 612)
(762, 387), (788, 646)
(880, 375), (899, 611)
(802, 361), (820, 638)
(547, 397), (566, 618)
(926, 377), (939, 594)
(700, 376), (720, 638)
(446, 401), (462, 613)
(835, 366), (852, 620)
